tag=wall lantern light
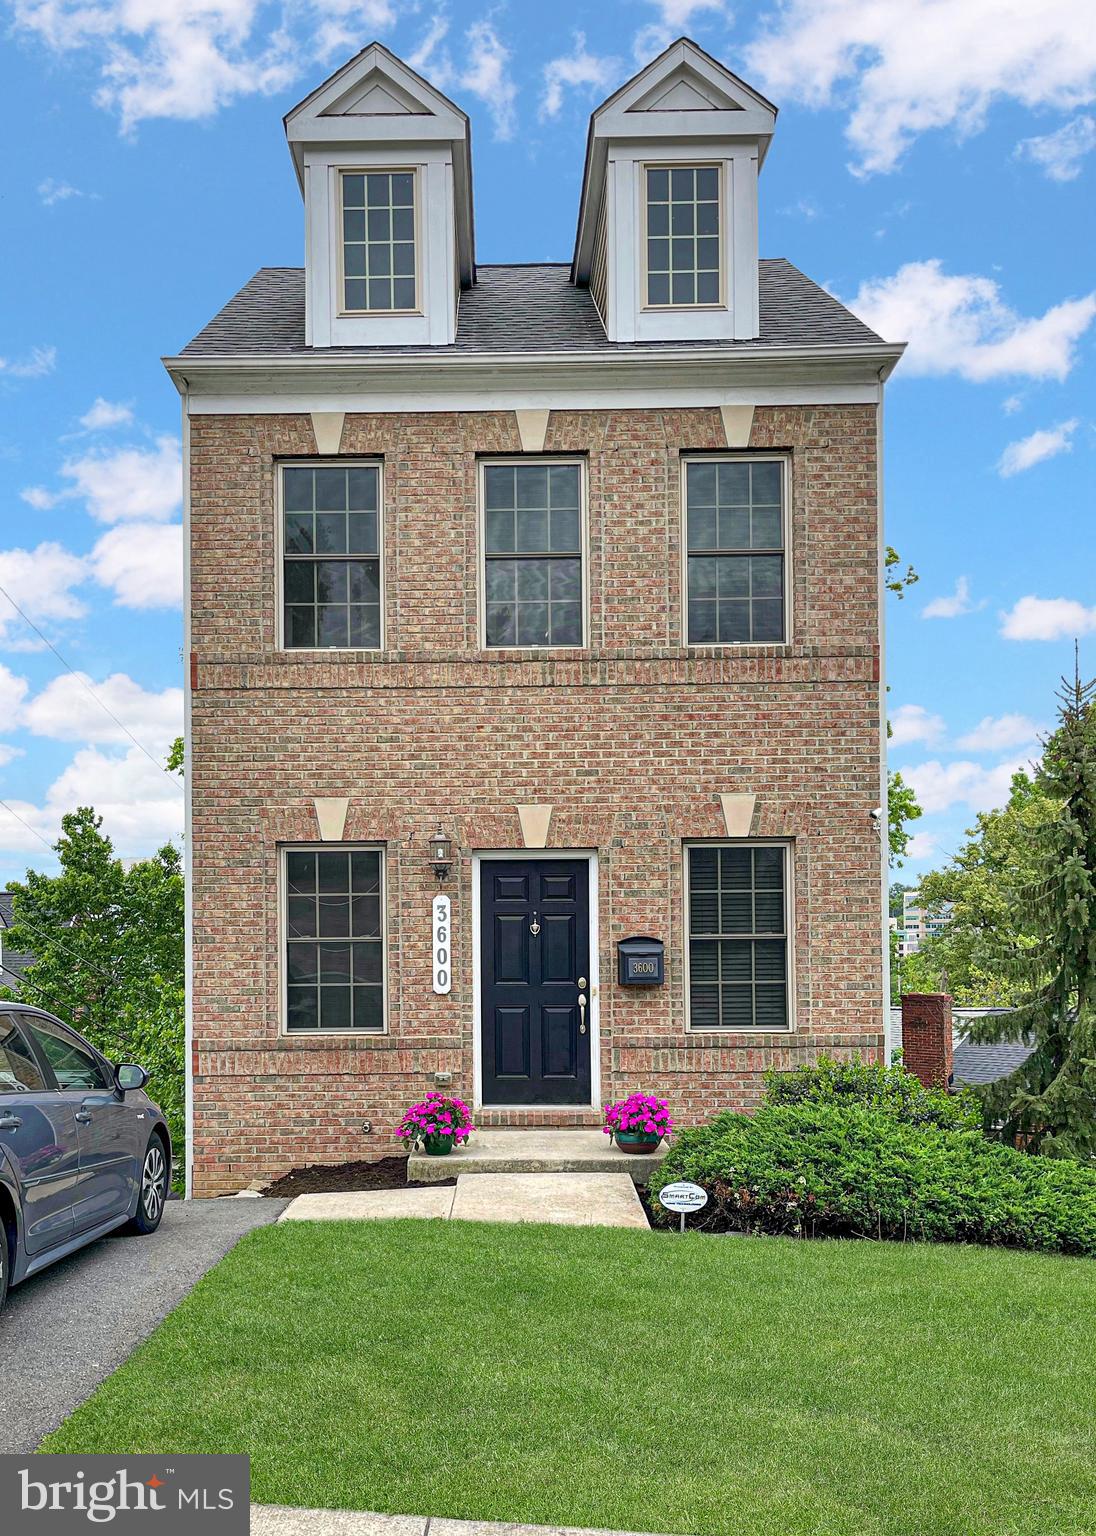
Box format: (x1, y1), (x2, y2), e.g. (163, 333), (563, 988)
(429, 824), (454, 883)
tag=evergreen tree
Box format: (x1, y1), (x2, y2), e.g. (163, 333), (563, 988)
(965, 660), (1096, 1157)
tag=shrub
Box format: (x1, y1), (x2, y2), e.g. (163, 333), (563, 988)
(648, 1102), (1096, 1257)
(764, 1055), (981, 1131)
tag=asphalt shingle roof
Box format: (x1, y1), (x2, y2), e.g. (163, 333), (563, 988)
(178, 260), (885, 358)
(0, 891), (33, 993)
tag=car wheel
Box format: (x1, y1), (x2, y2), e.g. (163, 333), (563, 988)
(127, 1136), (168, 1235)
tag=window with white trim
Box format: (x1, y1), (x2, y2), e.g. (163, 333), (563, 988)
(340, 170), (417, 314)
(482, 461), (584, 648)
(281, 462), (381, 650)
(687, 844), (790, 1030)
(684, 457), (786, 644)
(284, 847), (385, 1033)
(645, 165), (721, 308)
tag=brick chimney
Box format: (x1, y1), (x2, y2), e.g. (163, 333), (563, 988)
(901, 993), (954, 1090)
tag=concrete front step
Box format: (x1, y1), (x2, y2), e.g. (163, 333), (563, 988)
(407, 1128), (667, 1184)
(277, 1173), (649, 1229)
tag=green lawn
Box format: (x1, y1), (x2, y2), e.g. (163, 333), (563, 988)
(44, 1220), (1096, 1536)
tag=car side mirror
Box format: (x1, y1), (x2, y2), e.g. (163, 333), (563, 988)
(116, 1063), (149, 1093)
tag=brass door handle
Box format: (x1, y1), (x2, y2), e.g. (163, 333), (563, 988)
(578, 993), (587, 1033)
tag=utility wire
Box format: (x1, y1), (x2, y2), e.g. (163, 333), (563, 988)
(0, 796), (60, 855)
(0, 580), (183, 792)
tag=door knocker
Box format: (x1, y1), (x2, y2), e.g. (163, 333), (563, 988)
(529, 911), (541, 936)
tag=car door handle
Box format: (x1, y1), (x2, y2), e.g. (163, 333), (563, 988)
(0, 1113), (22, 1130)
(75, 1111), (93, 1125)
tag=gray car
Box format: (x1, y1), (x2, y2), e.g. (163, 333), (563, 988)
(0, 1003), (171, 1313)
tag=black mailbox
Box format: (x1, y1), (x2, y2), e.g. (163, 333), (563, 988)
(618, 936), (664, 986)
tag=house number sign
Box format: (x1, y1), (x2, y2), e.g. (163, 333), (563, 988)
(432, 894), (452, 994)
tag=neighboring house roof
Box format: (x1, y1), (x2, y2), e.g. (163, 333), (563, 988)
(889, 1006), (1034, 1088)
(178, 260), (884, 360)
(0, 892), (34, 994)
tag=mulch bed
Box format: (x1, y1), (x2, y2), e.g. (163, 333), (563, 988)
(262, 1154), (456, 1198)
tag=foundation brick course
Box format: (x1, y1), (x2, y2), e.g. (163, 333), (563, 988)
(189, 403), (886, 1195)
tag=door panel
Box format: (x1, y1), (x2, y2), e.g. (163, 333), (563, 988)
(0, 1012), (80, 1254)
(481, 859), (591, 1105)
(22, 1016), (138, 1232)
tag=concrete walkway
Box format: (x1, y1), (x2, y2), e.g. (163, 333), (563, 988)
(279, 1172), (648, 1229)
(408, 1128), (667, 1184)
(252, 1503), (669, 1535)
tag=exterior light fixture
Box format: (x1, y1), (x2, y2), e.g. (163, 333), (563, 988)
(429, 824), (453, 883)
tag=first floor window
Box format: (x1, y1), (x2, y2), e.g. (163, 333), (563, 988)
(284, 847), (384, 1032)
(483, 461), (584, 647)
(687, 844), (789, 1030)
(282, 462), (381, 649)
(685, 457), (786, 644)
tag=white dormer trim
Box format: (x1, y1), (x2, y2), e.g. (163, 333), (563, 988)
(572, 38), (776, 344)
(285, 42), (473, 347)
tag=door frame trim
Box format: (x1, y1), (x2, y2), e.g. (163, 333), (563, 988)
(471, 849), (601, 1112)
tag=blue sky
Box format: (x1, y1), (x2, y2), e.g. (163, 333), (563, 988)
(1, 0), (1093, 890)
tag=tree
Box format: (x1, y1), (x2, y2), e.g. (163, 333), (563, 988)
(902, 771), (1054, 1004)
(889, 881), (913, 919)
(962, 663), (1096, 1159)
(1, 808), (185, 1175)
(167, 736), (184, 775)
(888, 771), (922, 866)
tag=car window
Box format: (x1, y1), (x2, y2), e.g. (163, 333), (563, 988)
(23, 1017), (110, 1091)
(0, 1013), (49, 1094)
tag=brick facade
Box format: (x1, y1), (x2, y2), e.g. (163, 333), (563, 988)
(189, 402), (886, 1195)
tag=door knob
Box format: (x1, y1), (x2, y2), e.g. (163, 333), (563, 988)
(578, 993), (587, 1033)
(577, 976), (587, 989)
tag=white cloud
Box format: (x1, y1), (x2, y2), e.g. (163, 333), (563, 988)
(905, 830), (939, 863)
(1002, 394), (1024, 415)
(0, 663), (30, 724)
(905, 757), (1029, 815)
(308, 2), (396, 64)
(89, 522), (183, 609)
(998, 418), (1079, 476)
(742, 0), (1096, 176)
(0, 346), (57, 379)
(20, 486), (61, 511)
(634, 0), (725, 61)
(955, 714), (1041, 752)
(1016, 114), (1096, 182)
(890, 703), (946, 747)
(0, 745), (24, 770)
(79, 397), (134, 431)
(12, 0), (299, 134)
(847, 261), (1096, 381)
(0, 745), (183, 860)
(0, 542), (88, 644)
(23, 672), (182, 753)
(541, 33), (620, 119)
(61, 435), (181, 523)
(922, 575), (982, 620)
(38, 177), (97, 206)
(1000, 595), (1096, 641)
(403, 15), (518, 142)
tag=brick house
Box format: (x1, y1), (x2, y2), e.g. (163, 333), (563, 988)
(167, 38), (904, 1196)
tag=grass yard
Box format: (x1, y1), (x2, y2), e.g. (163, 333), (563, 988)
(44, 1220), (1096, 1536)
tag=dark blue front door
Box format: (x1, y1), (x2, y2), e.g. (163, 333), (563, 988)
(480, 859), (591, 1105)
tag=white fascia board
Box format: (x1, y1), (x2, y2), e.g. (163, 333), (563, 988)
(164, 342), (903, 410)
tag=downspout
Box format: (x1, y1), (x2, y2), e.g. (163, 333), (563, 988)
(877, 375), (891, 1059)
(181, 384), (195, 1197)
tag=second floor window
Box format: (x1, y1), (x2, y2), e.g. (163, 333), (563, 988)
(341, 170), (416, 314)
(685, 457), (786, 644)
(646, 165), (720, 308)
(282, 463), (381, 650)
(482, 461), (584, 648)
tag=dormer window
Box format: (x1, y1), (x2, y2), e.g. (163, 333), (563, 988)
(645, 165), (721, 308)
(340, 170), (417, 315)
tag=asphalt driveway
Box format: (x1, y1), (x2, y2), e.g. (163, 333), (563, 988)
(0, 1197), (285, 1453)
